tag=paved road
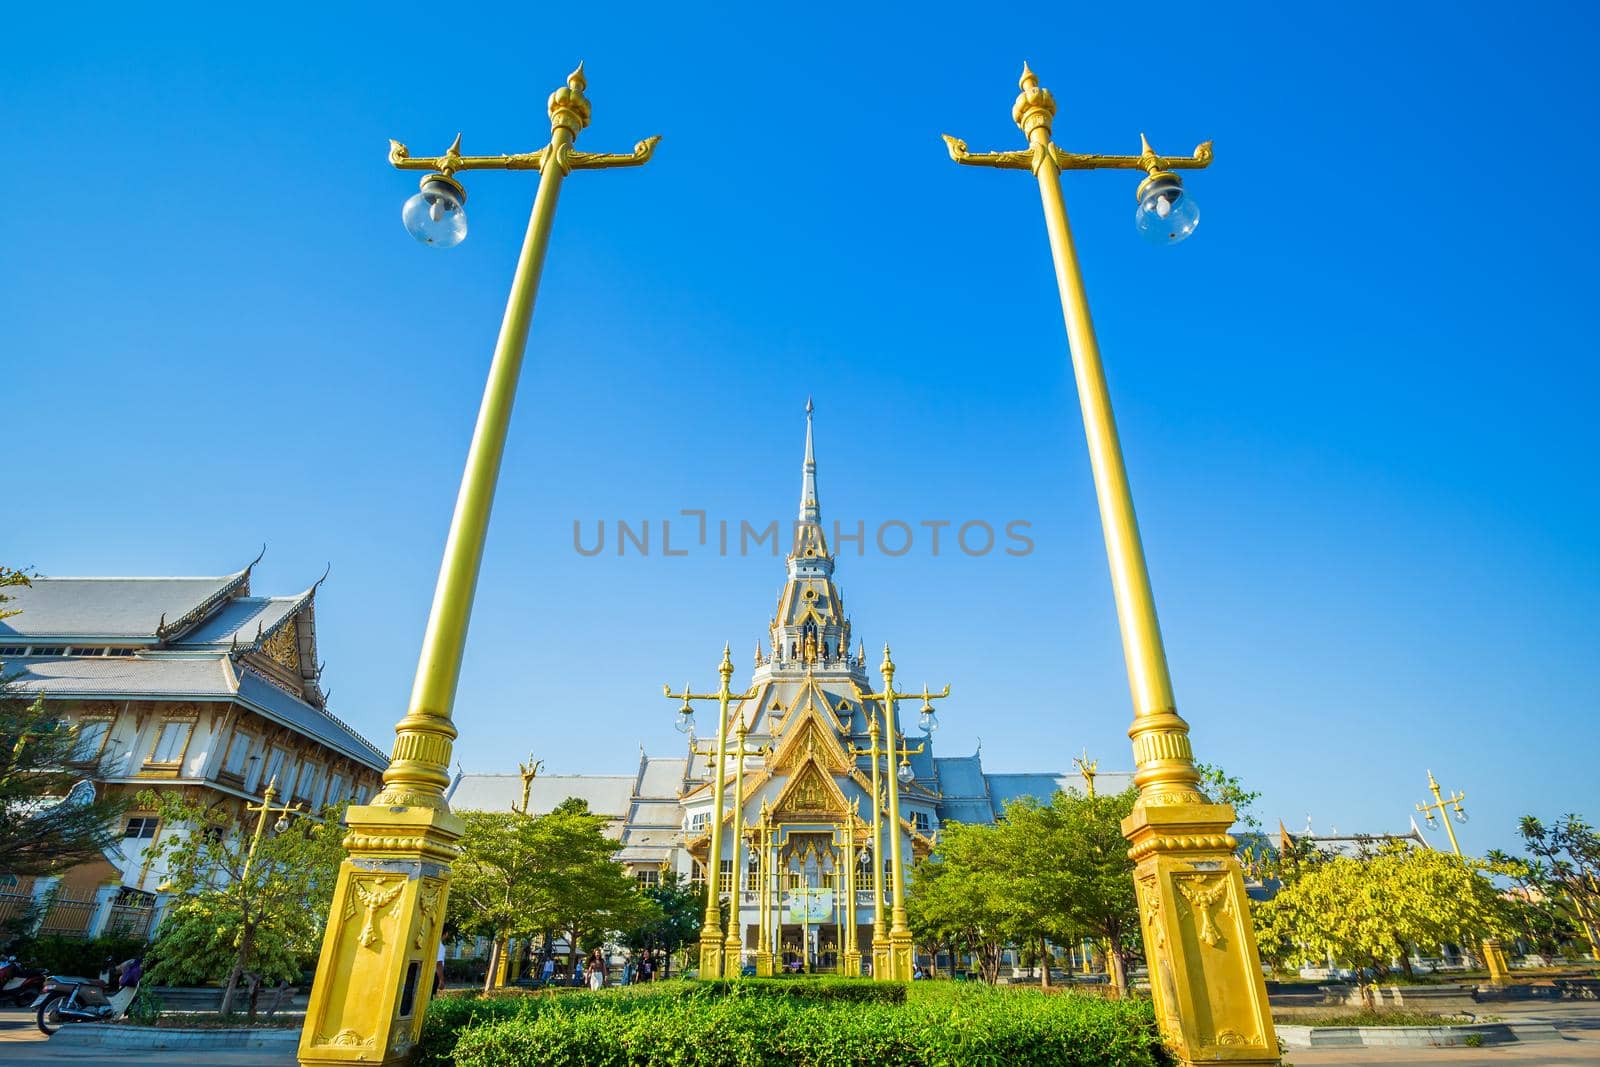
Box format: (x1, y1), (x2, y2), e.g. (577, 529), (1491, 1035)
(0, 1007), (296, 1065)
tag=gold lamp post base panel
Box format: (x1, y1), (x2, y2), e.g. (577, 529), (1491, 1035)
(723, 937), (743, 978)
(842, 950), (862, 978)
(299, 804), (463, 1066)
(754, 951), (774, 977)
(699, 935), (724, 980)
(1123, 801), (1278, 1065)
(887, 935), (915, 982)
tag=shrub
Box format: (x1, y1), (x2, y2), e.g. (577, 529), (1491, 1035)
(14, 934), (148, 978)
(421, 982), (1169, 1067)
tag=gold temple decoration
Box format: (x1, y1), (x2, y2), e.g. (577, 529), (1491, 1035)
(512, 754), (544, 815)
(944, 65), (1276, 1065)
(1073, 749), (1098, 799)
(300, 64), (658, 1067)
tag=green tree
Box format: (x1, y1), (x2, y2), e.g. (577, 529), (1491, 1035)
(1254, 842), (1514, 980)
(905, 823), (1010, 983)
(447, 798), (656, 990)
(1515, 814), (1600, 959)
(140, 788), (347, 1018)
(1, 568), (128, 877)
(620, 870), (702, 978)
(907, 788), (1141, 993)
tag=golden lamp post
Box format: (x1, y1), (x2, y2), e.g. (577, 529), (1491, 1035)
(846, 697), (889, 976)
(721, 725), (766, 976)
(242, 776), (304, 885)
(298, 65), (658, 1067)
(666, 645), (759, 979)
(852, 646), (949, 981)
(839, 798), (864, 976)
(752, 803), (778, 976)
(945, 66), (1277, 1063)
(1414, 770), (1512, 984)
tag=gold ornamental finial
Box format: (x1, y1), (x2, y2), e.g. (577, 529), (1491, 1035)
(1011, 61), (1056, 136)
(548, 61), (593, 135)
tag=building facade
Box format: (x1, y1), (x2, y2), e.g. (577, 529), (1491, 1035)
(0, 559), (387, 940)
(449, 408), (1133, 973)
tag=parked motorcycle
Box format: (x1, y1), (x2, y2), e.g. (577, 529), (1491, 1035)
(0, 955), (48, 1007)
(32, 958), (142, 1035)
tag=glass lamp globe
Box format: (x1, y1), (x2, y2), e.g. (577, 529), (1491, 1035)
(674, 709), (694, 734)
(274, 815), (290, 833)
(1134, 173), (1200, 245)
(897, 761), (914, 784)
(402, 174), (468, 248)
(918, 706), (940, 733)
(1453, 809), (1468, 824)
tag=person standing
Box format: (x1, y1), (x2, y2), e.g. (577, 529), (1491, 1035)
(540, 955), (556, 987)
(587, 949), (606, 990)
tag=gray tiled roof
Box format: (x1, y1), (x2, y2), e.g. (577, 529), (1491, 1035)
(175, 596), (301, 648)
(933, 755), (988, 797)
(637, 757), (688, 797)
(448, 774), (635, 818)
(235, 671), (386, 771)
(4, 654), (235, 697)
(984, 771), (1137, 817)
(0, 577), (234, 641)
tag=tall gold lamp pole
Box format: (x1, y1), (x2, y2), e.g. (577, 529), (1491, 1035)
(945, 66), (1276, 1064)
(242, 776), (303, 886)
(1414, 770), (1511, 984)
(299, 65), (658, 1067)
(853, 646), (948, 981)
(666, 645), (758, 979)
(847, 699), (889, 976)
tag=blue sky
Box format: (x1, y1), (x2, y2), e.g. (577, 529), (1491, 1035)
(5, 4), (1596, 857)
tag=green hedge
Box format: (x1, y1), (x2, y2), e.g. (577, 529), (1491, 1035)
(420, 982), (1169, 1067)
(12, 934), (149, 978)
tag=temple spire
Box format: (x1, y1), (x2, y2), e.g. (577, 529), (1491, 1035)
(799, 397), (820, 524)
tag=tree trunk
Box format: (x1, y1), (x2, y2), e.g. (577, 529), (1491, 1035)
(219, 924), (254, 1017)
(482, 936), (502, 993)
(1107, 935), (1128, 998)
(244, 972), (262, 1024)
(1040, 937), (1051, 989)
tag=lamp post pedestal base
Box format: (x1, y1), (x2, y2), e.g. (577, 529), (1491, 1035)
(298, 802), (462, 1067)
(871, 944), (889, 981)
(842, 950), (862, 977)
(1122, 800), (1278, 1066)
(1482, 938), (1511, 985)
(887, 931), (915, 982)
(698, 932), (724, 980)
(723, 936), (743, 978)
(754, 951), (774, 977)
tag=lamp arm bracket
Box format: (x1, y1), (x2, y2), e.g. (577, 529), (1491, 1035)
(1050, 141), (1213, 173)
(567, 135), (663, 171)
(388, 139), (547, 176)
(941, 135), (1031, 170)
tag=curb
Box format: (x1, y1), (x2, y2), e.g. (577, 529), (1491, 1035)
(1276, 1021), (1565, 1049)
(48, 1024), (301, 1051)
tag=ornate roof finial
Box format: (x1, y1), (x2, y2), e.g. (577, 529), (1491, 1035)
(799, 397), (820, 524)
(569, 61), (586, 92)
(1019, 61), (1037, 90)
